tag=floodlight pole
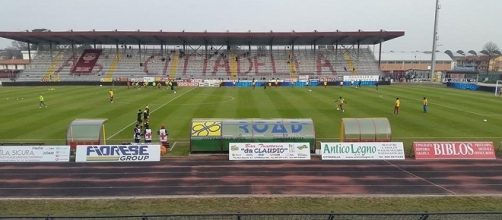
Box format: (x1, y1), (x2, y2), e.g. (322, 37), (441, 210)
(430, 0), (440, 78)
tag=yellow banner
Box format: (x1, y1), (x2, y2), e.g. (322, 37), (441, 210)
(191, 121), (222, 137)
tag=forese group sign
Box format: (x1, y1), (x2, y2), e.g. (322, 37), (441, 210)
(0, 146), (70, 162)
(321, 142), (405, 160)
(76, 145), (161, 162)
(413, 142), (496, 160)
(229, 143), (311, 160)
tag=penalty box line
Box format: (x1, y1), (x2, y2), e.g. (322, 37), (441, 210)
(107, 88), (196, 140)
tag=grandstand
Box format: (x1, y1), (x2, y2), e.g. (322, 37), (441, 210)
(0, 30), (404, 83)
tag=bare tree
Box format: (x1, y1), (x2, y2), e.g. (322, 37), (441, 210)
(481, 42), (501, 72)
(482, 41), (500, 56)
(11, 41), (28, 50)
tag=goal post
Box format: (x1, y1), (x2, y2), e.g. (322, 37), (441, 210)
(496, 80), (502, 96)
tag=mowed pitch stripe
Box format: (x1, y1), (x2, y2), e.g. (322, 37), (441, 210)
(107, 87), (196, 140)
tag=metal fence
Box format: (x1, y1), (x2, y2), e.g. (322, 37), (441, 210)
(3, 212), (502, 220)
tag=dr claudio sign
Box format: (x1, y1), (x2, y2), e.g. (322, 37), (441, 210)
(76, 145), (160, 162)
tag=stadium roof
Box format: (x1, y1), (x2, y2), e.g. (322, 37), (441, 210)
(380, 51), (452, 62)
(0, 30), (404, 46)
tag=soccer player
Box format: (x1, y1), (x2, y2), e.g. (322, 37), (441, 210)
(252, 79), (256, 89)
(159, 125), (169, 149)
(136, 109), (143, 124)
(144, 124), (152, 143)
(39, 95), (47, 108)
(323, 79), (328, 88)
(394, 98), (400, 115)
(422, 97), (428, 113)
(108, 89), (114, 103)
(143, 108), (149, 122)
(337, 96), (345, 112)
(169, 80), (176, 94)
(133, 124), (142, 143)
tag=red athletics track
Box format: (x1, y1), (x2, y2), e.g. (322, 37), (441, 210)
(1, 157), (502, 197)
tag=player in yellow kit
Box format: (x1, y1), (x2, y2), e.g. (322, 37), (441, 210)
(394, 97), (400, 115)
(108, 89), (114, 103)
(39, 95), (47, 108)
(422, 97), (428, 113)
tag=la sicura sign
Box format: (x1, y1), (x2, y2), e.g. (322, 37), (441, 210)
(413, 142), (496, 160)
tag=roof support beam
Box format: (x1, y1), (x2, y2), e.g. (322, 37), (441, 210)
(357, 41), (360, 60)
(204, 40), (208, 59)
(335, 42), (338, 62)
(138, 41), (142, 64)
(378, 41), (383, 71)
(49, 41), (53, 61)
(27, 42), (31, 63)
(71, 42), (75, 57)
(160, 42), (164, 56)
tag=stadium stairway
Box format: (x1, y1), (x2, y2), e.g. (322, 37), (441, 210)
(229, 52), (238, 80)
(343, 49), (358, 75)
(102, 52), (122, 82)
(288, 52), (298, 79)
(168, 51), (180, 79)
(42, 51), (64, 82)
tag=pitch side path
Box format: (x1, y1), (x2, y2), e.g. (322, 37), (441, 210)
(1, 158), (502, 198)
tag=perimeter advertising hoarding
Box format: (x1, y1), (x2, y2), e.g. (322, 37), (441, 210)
(0, 146), (70, 162)
(343, 75), (379, 82)
(321, 142), (405, 160)
(190, 118), (316, 153)
(229, 142), (311, 160)
(76, 145), (161, 162)
(413, 142), (496, 160)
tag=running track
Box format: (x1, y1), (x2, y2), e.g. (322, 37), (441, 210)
(1, 157), (502, 197)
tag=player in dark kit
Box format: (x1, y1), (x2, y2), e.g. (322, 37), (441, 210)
(143, 108), (149, 122)
(136, 109), (143, 124)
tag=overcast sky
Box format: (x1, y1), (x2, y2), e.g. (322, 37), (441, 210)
(0, 0), (500, 52)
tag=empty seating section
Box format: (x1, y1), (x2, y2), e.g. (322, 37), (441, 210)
(18, 47), (381, 82)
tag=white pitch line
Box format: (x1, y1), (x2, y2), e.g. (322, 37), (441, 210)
(385, 160), (457, 195)
(107, 88), (196, 140)
(170, 141), (190, 151)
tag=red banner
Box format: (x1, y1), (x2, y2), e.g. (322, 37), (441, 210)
(413, 142), (496, 160)
(71, 49), (102, 74)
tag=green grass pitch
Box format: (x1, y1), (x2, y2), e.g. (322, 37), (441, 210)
(1, 85), (501, 156)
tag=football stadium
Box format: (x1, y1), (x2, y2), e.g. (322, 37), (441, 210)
(1, 0), (502, 219)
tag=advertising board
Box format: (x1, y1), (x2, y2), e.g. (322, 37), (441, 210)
(76, 145), (161, 162)
(229, 142), (310, 160)
(413, 142), (496, 160)
(321, 142), (405, 160)
(0, 146), (70, 162)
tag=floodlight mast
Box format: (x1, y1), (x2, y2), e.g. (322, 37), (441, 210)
(430, 0), (440, 78)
